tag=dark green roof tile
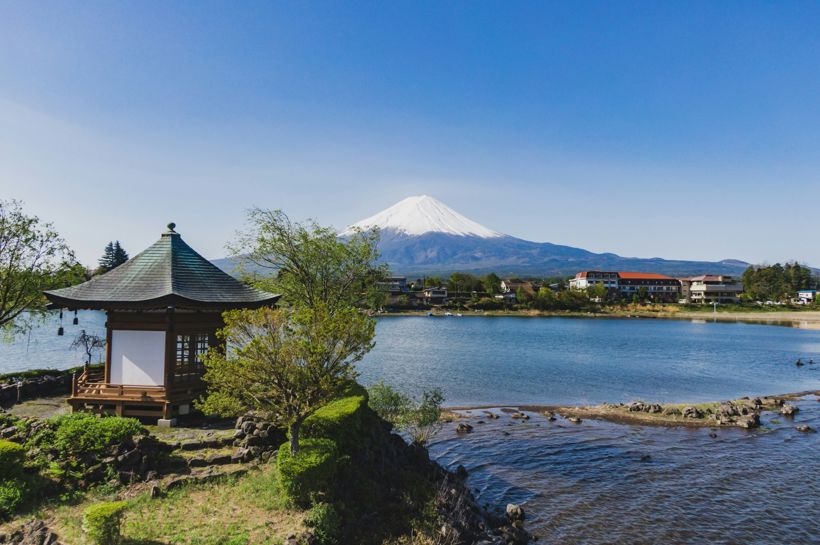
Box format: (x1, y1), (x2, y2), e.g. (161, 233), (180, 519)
(45, 226), (279, 310)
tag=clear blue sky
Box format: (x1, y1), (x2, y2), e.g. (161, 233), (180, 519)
(1, 2), (819, 266)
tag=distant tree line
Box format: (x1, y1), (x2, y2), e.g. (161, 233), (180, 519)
(741, 262), (818, 302)
(97, 241), (129, 273)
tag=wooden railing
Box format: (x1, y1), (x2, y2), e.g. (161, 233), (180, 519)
(71, 365), (205, 404)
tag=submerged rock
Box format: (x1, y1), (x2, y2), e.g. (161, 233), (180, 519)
(736, 415), (760, 429)
(796, 425), (816, 433)
(780, 404), (799, 416)
(567, 417), (582, 424)
(456, 423), (474, 434)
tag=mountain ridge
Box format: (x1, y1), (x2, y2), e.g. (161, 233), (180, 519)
(335, 196), (750, 277)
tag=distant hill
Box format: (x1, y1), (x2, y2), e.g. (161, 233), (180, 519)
(337, 195), (749, 277)
(213, 195), (751, 278)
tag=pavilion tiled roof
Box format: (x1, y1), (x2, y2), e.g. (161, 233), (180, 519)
(45, 224), (279, 310)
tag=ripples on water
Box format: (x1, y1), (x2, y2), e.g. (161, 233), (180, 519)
(431, 398), (820, 544)
(3, 313), (820, 543)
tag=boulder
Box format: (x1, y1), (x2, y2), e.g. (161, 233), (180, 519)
(780, 404), (799, 416)
(505, 503), (525, 522)
(456, 423), (474, 434)
(567, 417), (582, 424)
(682, 407), (702, 419)
(736, 415), (760, 429)
(795, 425), (816, 433)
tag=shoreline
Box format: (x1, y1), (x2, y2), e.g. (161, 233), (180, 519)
(377, 309), (820, 328)
(446, 389), (820, 429)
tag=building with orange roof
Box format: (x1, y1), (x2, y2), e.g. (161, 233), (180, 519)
(569, 271), (681, 302)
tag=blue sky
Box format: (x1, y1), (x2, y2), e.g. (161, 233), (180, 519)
(1, 2), (819, 266)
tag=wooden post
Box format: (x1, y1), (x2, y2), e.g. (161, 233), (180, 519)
(164, 306), (175, 390)
(71, 372), (77, 397)
(104, 313), (113, 384)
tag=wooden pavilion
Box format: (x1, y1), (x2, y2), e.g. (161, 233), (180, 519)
(44, 223), (279, 425)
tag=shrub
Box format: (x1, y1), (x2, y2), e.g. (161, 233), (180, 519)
(47, 413), (144, 458)
(365, 383), (444, 445)
(82, 501), (128, 545)
(277, 438), (338, 506)
(304, 502), (342, 544)
(0, 440), (25, 478)
(0, 479), (26, 518)
(302, 391), (368, 454)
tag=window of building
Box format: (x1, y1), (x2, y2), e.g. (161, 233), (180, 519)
(175, 333), (211, 380)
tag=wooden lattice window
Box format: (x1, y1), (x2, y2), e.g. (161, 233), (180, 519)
(174, 333), (210, 380)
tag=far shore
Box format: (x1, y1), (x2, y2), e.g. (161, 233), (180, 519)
(378, 308), (820, 328)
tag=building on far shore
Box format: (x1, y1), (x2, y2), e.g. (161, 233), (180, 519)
(797, 289), (817, 304)
(569, 271), (680, 302)
(679, 275), (743, 304)
(421, 287), (448, 305)
(376, 276), (410, 294)
(500, 279), (537, 302)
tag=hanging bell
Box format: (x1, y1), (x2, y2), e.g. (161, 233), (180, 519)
(72, 310), (79, 325)
(57, 326), (64, 336)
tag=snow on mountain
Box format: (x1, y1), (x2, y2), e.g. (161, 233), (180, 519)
(340, 195), (504, 239)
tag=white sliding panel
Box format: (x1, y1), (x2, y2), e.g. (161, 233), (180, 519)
(109, 330), (166, 386)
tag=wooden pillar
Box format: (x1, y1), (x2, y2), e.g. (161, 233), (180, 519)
(164, 306), (176, 389)
(104, 312), (113, 383)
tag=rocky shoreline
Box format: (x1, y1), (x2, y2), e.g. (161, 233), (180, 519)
(448, 390), (820, 431)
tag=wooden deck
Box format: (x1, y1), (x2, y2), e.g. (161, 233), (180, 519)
(69, 366), (206, 420)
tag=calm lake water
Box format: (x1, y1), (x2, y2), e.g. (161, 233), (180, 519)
(2, 313), (819, 543)
(357, 316), (820, 405)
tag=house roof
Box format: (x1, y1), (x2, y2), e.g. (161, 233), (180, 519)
(44, 224), (280, 310)
(617, 272), (675, 280)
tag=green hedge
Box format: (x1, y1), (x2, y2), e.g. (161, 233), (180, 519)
(277, 438), (338, 507)
(82, 501), (128, 545)
(34, 413), (145, 459)
(303, 383), (369, 454)
(0, 441), (25, 479)
(0, 479), (26, 518)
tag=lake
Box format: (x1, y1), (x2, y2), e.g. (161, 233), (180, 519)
(357, 316), (820, 405)
(2, 312), (819, 543)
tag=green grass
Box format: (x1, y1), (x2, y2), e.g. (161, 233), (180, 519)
(41, 464), (302, 545)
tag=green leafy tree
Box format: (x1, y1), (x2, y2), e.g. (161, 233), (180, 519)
(203, 209), (382, 454)
(199, 305), (374, 454)
(483, 273), (501, 295)
(0, 200), (80, 332)
(231, 208), (386, 311)
(586, 283), (608, 302)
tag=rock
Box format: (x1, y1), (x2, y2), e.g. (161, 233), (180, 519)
(647, 404), (663, 414)
(150, 485), (162, 498)
(456, 423), (474, 434)
(567, 417), (582, 424)
(639, 454), (652, 462)
(780, 404), (799, 416)
(505, 503), (525, 522)
(455, 465), (469, 480)
(628, 402), (645, 412)
(796, 425), (816, 433)
(682, 406), (703, 419)
(736, 415), (760, 429)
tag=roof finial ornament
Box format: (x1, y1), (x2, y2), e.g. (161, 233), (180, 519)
(167, 222), (176, 233)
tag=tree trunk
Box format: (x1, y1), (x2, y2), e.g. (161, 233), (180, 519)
(289, 421), (300, 455)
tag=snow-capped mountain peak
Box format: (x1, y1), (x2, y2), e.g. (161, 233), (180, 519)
(340, 195), (505, 238)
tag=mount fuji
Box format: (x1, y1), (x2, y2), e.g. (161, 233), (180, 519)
(338, 195), (748, 277)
